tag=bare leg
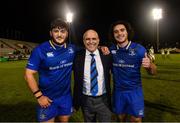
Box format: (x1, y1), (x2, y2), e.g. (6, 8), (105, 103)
(58, 115), (70, 122)
(130, 116), (142, 123)
(118, 114), (127, 122)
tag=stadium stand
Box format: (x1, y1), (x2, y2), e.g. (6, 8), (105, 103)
(0, 38), (38, 61)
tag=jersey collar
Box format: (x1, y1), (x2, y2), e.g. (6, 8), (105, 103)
(116, 41), (131, 50)
(49, 40), (66, 50)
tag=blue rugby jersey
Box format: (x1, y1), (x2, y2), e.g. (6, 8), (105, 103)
(26, 40), (76, 99)
(110, 41), (146, 91)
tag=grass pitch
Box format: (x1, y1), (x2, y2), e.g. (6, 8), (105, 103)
(0, 54), (179, 121)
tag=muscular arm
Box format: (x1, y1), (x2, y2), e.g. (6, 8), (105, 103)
(24, 68), (52, 108)
(142, 53), (157, 75)
(25, 68), (40, 93)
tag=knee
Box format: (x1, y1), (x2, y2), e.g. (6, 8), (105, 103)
(58, 115), (70, 122)
(130, 116), (142, 123)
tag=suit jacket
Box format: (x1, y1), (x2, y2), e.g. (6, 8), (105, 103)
(73, 49), (112, 110)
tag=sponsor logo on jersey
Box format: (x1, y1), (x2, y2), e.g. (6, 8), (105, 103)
(49, 62), (73, 70)
(60, 60), (66, 64)
(113, 63), (134, 68)
(46, 52), (54, 57)
(118, 59), (125, 63)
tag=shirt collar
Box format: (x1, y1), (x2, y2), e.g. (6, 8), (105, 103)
(49, 40), (66, 50)
(86, 49), (99, 56)
(116, 41), (131, 50)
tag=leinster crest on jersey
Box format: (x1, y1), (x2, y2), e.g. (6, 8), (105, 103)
(46, 52), (54, 57)
(129, 48), (136, 56)
(68, 47), (74, 54)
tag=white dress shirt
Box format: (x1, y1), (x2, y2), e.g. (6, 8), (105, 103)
(83, 49), (106, 96)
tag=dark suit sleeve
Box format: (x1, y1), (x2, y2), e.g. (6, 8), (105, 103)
(73, 63), (79, 111)
(72, 53), (82, 111)
(106, 54), (113, 110)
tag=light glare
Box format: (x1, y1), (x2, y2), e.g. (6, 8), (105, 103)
(66, 12), (73, 23)
(152, 8), (162, 20)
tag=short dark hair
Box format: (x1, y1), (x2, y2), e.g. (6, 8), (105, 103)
(50, 18), (69, 31)
(108, 20), (134, 44)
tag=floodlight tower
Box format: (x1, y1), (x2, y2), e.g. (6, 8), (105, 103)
(66, 12), (73, 43)
(152, 8), (162, 52)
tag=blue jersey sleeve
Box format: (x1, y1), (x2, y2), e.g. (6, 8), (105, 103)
(137, 44), (147, 59)
(26, 47), (41, 71)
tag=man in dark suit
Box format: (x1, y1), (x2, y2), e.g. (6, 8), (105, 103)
(73, 29), (112, 122)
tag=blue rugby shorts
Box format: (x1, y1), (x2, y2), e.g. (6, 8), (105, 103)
(37, 94), (73, 122)
(113, 88), (144, 117)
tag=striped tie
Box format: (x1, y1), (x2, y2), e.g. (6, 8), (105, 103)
(90, 53), (98, 96)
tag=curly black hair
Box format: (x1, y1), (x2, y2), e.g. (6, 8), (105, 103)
(108, 20), (134, 44)
(50, 18), (69, 31)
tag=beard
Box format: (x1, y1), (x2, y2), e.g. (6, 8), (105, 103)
(52, 36), (67, 45)
(116, 39), (128, 45)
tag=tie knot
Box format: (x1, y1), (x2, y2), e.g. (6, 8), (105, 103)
(90, 53), (95, 57)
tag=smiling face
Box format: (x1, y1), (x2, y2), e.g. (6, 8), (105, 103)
(50, 27), (68, 45)
(113, 24), (128, 45)
(83, 30), (99, 52)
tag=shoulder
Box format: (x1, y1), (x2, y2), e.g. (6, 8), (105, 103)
(130, 42), (146, 51)
(74, 49), (86, 59)
(109, 44), (118, 55)
(39, 41), (49, 47)
(109, 44), (117, 51)
(99, 50), (112, 60)
(67, 43), (75, 48)
(67, 43), (79, 53)
(76, 49), (85, 55)
(73, 50), (85, 64)
(131, 42), (146, 57)
(35, 41), (49, 51)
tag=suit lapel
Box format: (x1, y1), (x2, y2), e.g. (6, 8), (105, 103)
(78, 50), (86, 82)
(82, 51), (86, 73)
(99, 50), (106, 70)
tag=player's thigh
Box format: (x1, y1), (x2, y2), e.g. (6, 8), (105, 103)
(57, 115), (70, 122)
(56, 94), (73, 116)
(127, 88), (144, 117)
(112, 91), (126, 114)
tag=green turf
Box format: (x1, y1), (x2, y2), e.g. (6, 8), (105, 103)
(0, 54), (179, 121)
(0, 60), (36, 121)
(142, 54), (180, 122)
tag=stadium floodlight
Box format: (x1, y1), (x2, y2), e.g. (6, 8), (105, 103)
(66, 12), (73, 23)
(152, 8), (162, 20)
(152, 8), (162, 52)
(66, 12), (73, 43)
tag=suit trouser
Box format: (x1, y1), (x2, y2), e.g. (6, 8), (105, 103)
(81, 94), (112, 122)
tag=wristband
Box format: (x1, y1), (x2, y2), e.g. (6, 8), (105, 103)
(36, 94), (43, 99)
(33, 90), (40, 95)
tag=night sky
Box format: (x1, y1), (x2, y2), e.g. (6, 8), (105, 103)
(0, 0), (180, 48)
